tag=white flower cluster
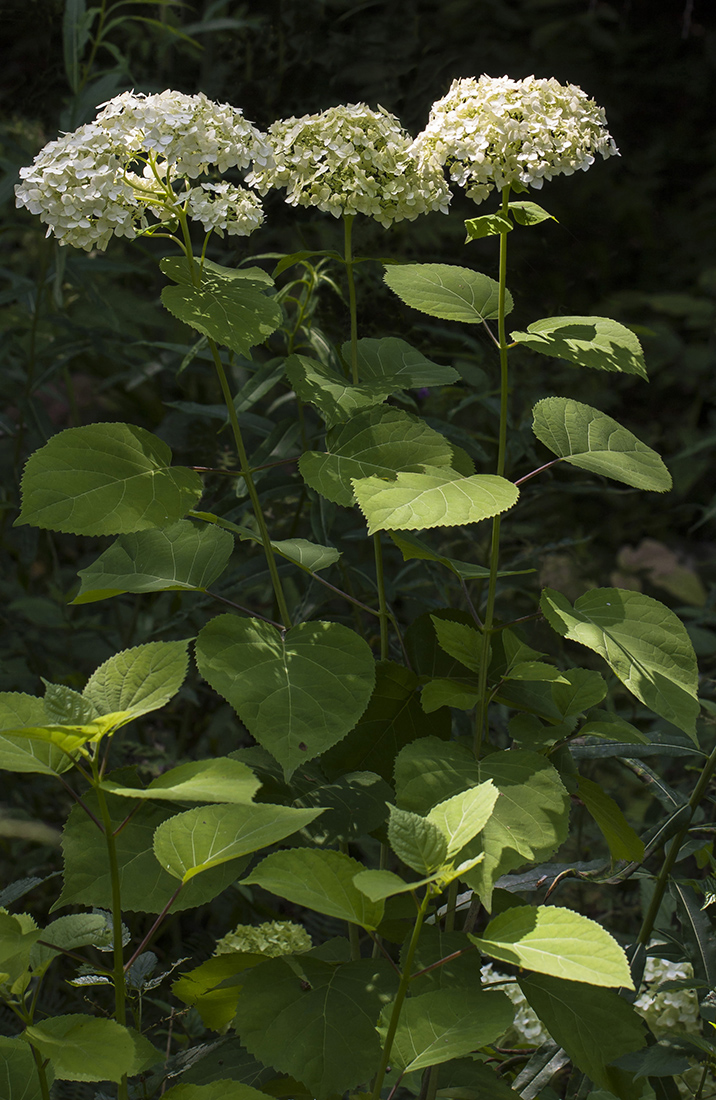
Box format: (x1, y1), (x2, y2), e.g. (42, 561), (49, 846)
(15, 91), (270, 251)
(214, 919), (312, 958)
(412, 74), (619, 203)
(247, 103), (451, 227)
(634, 955), (701, 1036)
(480, 964), (550, 1046)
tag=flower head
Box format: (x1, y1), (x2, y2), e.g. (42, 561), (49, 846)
(412, 75), (619, 203)
(247, 103), (451, 227)
(15, 91), (271, 251)
(215, 920), (312, 957)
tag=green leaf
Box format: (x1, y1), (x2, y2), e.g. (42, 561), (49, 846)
(508, 201), (557, 226)
(577, 775), (645, 862)
(421, 678), (481, 713)
(551, 668), (607, 716)
(299, 406), (454, 507)
(505, 661), (570, 683)
(270, 538), (340, 572)
(426, 783), (499, 859)
(470, 904), (633, 987)
(243, 849), (384, 930)
(353, 469), (519, 534)
(0, 694), (74, 775)
(16, 424), (203, 536)
(464, 213), (513, 240)
(195, 616), (375, 778)
(390, 530), (529, 580)
(73, 520), (233, 603)
(321, 662), (450, 783)
(83, 639), (190, 725)
(388, 804), (449, 874)
(0, 1034), (54, 1099)
(671, 880), (716, 988)
(577, 710), (649, 744)
(383, 263), (513, 323)
(394, 736), (481, 814)
(540, 587), (700, 738)
(173, 954), (261, 1031)
(532, 397), (672, 491)
(154, 802), (321, 883)
(100, 758), (260, 804)
(381, 988), (514, 1072)
(162, 1083), (274, 1100)
(55, 796), (243, 914)
(288, 769), (392, 845)
(353, 868), (437, 900)
(0, 911), (43, 984)
(511, 316), (647, 378)
(29, 913), (111, 975)
(285, 353), (389, 429)
(161, 265), (282, 357)
(232, 956), (398, 1099)
(347, 337), (459, 388)
(519, 974), (645, 1099)
(431, 617), (482, 673)
(23, 1015), (158, 1082)
(62, 0), (89, 93)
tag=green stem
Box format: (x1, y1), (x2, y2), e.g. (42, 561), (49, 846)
(208, 339), (292, 628)
(423, 1065), (441, 1100)
(371, 889), (432, 1100)
(340, 841), (362, 961)
(473, 187), (511, 758)
(344, 214), (359, 383)
(374, 533), (390, 660)
(30, 1046), (51, 1100)
(637, 735), (716, 949)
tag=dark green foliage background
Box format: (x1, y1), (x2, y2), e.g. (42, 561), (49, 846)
(1, 1), (715, 1089)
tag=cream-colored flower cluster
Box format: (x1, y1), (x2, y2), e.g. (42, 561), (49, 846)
(214, 919), (312, 957)
(634, 955), (700, 1036)
(247, 103), (451, 227)
(412, 74), (619, 203)
(480, 964), (550, 1045)
(15, 91), (270, 251)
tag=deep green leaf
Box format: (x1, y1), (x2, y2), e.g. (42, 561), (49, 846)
(162, 1082), (273, 1100)
(288, 769), (392, 845)
(541, 587), (700, 738)
(195, 616), (375, 778)
(16, 424), (202, 536)
(511, 316), (647, 378)
(671, 881), (716, 988)
(381, 988), (514, 1072)
(73, 520), (233, 603)
(353, 468), (518, 534)
(347, 337), (459, 388)
(390, 531), (530, 580)
(532, 397), (672, 491)
(577, 776), (645, 862)
(388, 804), (449, 874)
(0, 911), (43, 984)
(285, 353), (389, 428)
(420, 677), (480, 713)
(470, 905), (633, 987)
(300, 406), (454, 507)
(577, 710), (649, 745)
(154, 802), (322, 883)
(23, 1015), (158, 1082)
(233, 956), (398, 1099)
(161, 273), (282, 357)
(243, 849), (384, 930)
(30, 913), (111, 975)
(321, 662), (450, 783)
(101, 757), (260, 804)
(383, 263), (513, 322)
(0, 1035), (54, 1099)
(270, 538), (340, 572)
(519, 974), (645, 1099)
(430, 617), (482, 673)
(394, 737), (481, 814)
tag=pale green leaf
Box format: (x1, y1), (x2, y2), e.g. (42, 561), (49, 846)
(100, 757), (260, 804)
(233, 956), (398, 1099)
(464, 214), (512, 240)
(519, 974), (645, 1097)
(430, 617), (482, 673)
(394, 737), (482, 814)
(421, 678), (481, 713)
(353, 868), (437, 900)
(384, 263), (513, 322)
(577, 776), (645, 862)
(154, 802), (322, 883)
(161, 268), (282, 357)
(16, 424), (202, 536)
(389, 531), (530, 580)
(73, 520), (233, 603)
(300, 406), (454, 507)
(270, 538), (340, 572)
(508, 201), (557, 226)
(382, 988), (514, 1072)
(551, 667), (607, 716)
(353, 469), (519, 534)
(195, 616), (375, 778)
(29, 913), (112, 975)
(505, 661), (570, 683)
(541, 587), (700, 738)
(0, 694), (75, 775)
(0, 1034), (54, 1099)
(22, 1015), (155, 1083)
(532, 397), (671, 491)
(427, 783), (499, 859)
(83, 640), (190, 725)
(243, 849), (384, 930)
(347, 336), (459, 388)
(470, 904), (633, 987)
(388, 804), (448, 874)
(285, 353), (389, 428)
(511, 316), (647, 378)
(161, 257), (274, 288)
(0, 911), (43, 984)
